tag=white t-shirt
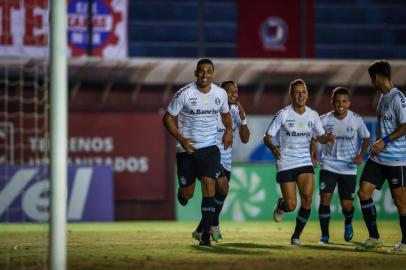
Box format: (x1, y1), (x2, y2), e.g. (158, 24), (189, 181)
(217, 104), (242, 171)
(320, 110), (370, 175)
(371, 87), (406, 166)
(266, 105), (325, 172)
(167, 83), (229, 153)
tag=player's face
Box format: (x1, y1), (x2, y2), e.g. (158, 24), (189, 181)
(291, 83), (308, 108)
(195, 63), (214, 89)
(224, 83), (238, 104)
(332, 94), (351, 116)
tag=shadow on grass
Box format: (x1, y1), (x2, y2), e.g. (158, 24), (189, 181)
(190, 242), (302, 255)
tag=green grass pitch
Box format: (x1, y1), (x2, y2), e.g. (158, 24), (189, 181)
(1, 220), (405, 270)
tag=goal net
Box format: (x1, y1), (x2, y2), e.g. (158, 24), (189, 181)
(0, 58), (50, 269)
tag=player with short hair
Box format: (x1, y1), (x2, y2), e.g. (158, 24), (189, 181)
(356, 60), (406, 253)
(264, 79), (335, 245)
(163, 58), (233, 246)
(316, 87), (370, 244)
(193, 80), (250, 242)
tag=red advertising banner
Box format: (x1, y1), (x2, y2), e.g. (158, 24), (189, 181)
(0, 113), (166, 201)
(238, 0), (314, 58)
(68, 113), (166, 200)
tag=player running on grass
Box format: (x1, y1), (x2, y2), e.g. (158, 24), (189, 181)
(315, 87), (370, 244)
(264, 79), (335, 245)
(163, 58), (232, 246)
(356, 60), (406, 253)
(193, 80), (250, 242)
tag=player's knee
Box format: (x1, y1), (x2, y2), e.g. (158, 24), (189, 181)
(285, 200), (296, 212)
(181, 189), (194, 199)
(357, 189), (370, 201)
(301, 196), (312, 209)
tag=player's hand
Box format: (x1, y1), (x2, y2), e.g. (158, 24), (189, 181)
(236, 101), (246, 120)
(270, 145), (281, 160)
(326, 132), (335, 143)
(353, 154), (363, 165)
(311, 156), (318, 167)
(179, 137), (196, 154)
(371, 139), (385, 155)
(223, 129), (233, 150)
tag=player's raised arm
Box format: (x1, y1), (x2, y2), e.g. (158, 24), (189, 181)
(237, 101), (250, 144)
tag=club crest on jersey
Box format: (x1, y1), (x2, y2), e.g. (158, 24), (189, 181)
(347, 126), (354, 133)
(307, 121), (314, 128)
(215, 97), (220, 105)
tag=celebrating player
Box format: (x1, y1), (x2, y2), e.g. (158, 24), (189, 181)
(163, 58), (232, 246)
(316, 87), (370, 244)
(264, 79), (334, 245)
(356, 60), (406, 253)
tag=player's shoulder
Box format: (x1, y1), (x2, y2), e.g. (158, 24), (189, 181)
(348, 110), (362, 119)
(276, 105), (291, 117)
(174, 83), (195, 98)
(320, 111), (333, 119)
(306, 106), (321, 118)
(391, 87), (406, 104)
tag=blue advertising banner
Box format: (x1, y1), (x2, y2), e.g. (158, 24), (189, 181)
(0, 165), (114, 222)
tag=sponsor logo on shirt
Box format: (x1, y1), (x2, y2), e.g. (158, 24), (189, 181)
(189, 109), (220, 115)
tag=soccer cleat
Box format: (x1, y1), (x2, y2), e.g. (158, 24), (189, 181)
(192, 230), (202, 242)
(177, 189), (188, 206)
(386, 243), (406, 253)
(319, 235), (329, 244)
(273, 198), (285, 223)
(210, 226), (223, 242)
(199, 232), (211, 247)
(355, 237), (383, 251)
(291, 238), (301, 246)
(344, 223), (353, 242)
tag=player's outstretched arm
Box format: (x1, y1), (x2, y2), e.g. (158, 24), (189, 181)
(221, 112), (233, 150)
(237, 101), (250, 144)
(316, 132), (335, 144)
(263, 134), (281, 160)
(371, 122), (406, 154)
(163, 112), (196, 154)
(353, 137), (370, 165)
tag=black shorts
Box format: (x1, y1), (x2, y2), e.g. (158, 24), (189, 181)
(319, 169), (356, 200)
(176, 145), (221, 188)
(219, 165), (231, 181)
(360, 159), (406, 190)
(277, 166), (314, 183)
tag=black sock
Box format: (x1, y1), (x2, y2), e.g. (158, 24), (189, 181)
(400, 213), (406, 244)
(342, 207), (354, 225)
(360, 198), (379, 239)
(196, 220), (203, 233)
(212, 194), (226, 226)
(278, 198), (289, 212)
(201, 197), (215, 242)
(319, 204), (331, 237)
(292, 207), (311, 239)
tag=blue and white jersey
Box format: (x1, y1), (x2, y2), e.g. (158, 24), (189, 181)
(371, 87), (406, 166)
(320, 110), (370, 175)
(217, 104), (242, 171)
(266, 105), (325, 172)
(167, 83), (229, 153)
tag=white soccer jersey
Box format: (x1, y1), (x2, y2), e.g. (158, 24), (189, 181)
(167, 83), (229, 153)
(320, 110), (370, 175)
(371, 87), (406, 166)
(217, 104), (242, 171)
(266, 105), (325, 172)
